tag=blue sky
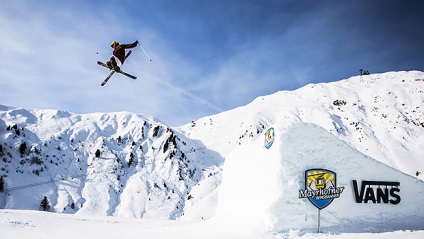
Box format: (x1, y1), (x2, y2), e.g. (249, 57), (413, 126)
(1, 0), (423, 126)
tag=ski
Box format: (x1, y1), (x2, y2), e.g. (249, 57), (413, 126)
(97, 61), (137, 84)
(101, 71), (115, 86)
(117, 70), (137, 80)
(97, 61), (137, 79)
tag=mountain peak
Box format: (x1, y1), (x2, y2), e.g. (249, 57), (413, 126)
(181, 70), (424, 177)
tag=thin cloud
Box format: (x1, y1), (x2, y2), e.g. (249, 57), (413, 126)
(1, 0), (424, 126)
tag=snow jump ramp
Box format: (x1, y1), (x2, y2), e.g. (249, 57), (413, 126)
(216, 123), (424, 233)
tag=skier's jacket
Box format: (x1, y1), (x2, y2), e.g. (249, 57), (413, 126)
(113, 41), (138, 64)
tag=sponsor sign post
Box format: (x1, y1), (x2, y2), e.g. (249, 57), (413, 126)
(299, 169), (345, 233)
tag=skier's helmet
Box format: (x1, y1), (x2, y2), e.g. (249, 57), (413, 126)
(111, 41), (119, 47)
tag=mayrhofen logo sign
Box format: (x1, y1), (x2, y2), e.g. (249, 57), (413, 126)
(299, 169), (345, 210)
(298, 169), (345, 233)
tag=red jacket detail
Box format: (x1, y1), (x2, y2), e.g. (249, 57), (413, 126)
(113, 41), (138, 64)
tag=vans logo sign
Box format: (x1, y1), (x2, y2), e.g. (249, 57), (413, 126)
(352, 180), (401, 205)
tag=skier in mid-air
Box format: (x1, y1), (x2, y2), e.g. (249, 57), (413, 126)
(98, 39), (153, 86)
(106, 40), (139, 71)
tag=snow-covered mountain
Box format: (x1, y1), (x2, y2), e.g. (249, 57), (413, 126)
(180, 71), (424, 178)
(0, 107), (222, 219)
(1, 70), (424, 235)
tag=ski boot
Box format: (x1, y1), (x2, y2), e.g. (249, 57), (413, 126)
(106, 60), (120, 72)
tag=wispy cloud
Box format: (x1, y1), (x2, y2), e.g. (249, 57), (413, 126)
(0, 1), (223, 126)
(1, 1), (424, 126)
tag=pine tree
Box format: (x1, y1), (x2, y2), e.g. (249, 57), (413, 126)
(39, 196), (50, 211)
(128, 152), (134, 167)
(0, 176), (5, 192)
(153, 126), (160, 137)
(19, 142), (27, 156)
(95, 149), (101, 158)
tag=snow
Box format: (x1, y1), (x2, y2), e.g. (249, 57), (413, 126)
(1, 210), (424, 239)
(1, 71), (424, 238)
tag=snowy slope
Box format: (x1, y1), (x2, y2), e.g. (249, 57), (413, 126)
(2, 209), (424, 239)
(180, 71), (424, 178)
(0, 106), (222, 219)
